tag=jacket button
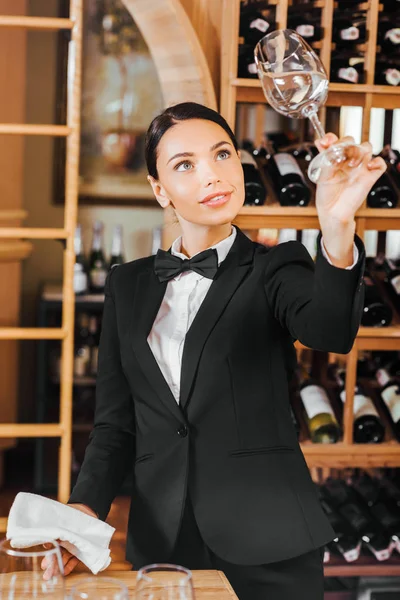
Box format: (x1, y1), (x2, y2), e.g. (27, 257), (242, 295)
(177, 425), (188, 437)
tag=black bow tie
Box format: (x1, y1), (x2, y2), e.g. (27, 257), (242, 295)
(154, 248), (219, 283)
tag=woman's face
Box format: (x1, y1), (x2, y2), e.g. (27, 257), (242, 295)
(148, 119), (245, 226)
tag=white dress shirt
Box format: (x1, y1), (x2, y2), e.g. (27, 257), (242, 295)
(148, 228), (359, 404)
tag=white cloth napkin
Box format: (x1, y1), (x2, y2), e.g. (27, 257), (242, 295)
(7, 492), (115, 574)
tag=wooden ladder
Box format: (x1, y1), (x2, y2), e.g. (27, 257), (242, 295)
(0, 1), (83, 530)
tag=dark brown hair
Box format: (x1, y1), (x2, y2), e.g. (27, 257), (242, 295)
(145, 102), (239, 179)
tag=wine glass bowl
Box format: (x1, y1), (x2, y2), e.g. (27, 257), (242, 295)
(69, 576), (130, 599)
(0, 538), (65, 599)
(255, 29), (368, 183)
(136, 564), (195, 600)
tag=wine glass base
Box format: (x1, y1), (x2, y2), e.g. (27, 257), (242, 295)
(307, 140), (367, 184)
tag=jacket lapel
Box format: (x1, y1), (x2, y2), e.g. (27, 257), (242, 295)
(179, 228), (255, 410)
(130, 265), (184, 423)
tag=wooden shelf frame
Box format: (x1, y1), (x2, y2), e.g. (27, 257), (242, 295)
(0, 1), (84, 511)
(222, 0), (400, 473)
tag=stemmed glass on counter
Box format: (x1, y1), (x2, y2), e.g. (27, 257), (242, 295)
(0, 538), (65, 598)
(254, 29), (368, 184)
(135, 564), (195, 600)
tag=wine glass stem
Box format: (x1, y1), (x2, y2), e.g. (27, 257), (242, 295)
(308, 111), (326, 141)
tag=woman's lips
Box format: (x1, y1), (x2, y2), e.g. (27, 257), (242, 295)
(201, 192), (232, 207)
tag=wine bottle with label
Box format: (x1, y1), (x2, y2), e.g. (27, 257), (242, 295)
(367, 172), (398, 209)
(332, 15), (367, 47)
(379, 146), (400, 187)
(317, 485), (362, 562)
(237, 44), (258, 79)
(239, 5), (275, 46)
(241, 149), (267, 206)
(360, 269), (393, 327)
(265, 152), (311, 207)
(375, 366), (400, 442)
(74, 313), (91, 378)
(374, 59), (400, 86)
(323, 478), (393, 561)
(381, 257), (400, 311)
(89, 220), (108, 293)
(73, 225), (88, 296)
(330, 52), (365, 84)
(286, 13), (323, 43)
(378, 18), (400, 53)
(298, 366), (342, 443)
(339, 382), (385, 444)
(109, 224), (125, 270)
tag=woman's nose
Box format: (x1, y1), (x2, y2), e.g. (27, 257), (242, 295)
(202, 165), (221, 186)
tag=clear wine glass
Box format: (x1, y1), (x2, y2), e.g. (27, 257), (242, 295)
(69, 576), (130, 599)
(0, 538), (64, 598)
(135, 564), (195, 600)
(254, 29), (368, 183)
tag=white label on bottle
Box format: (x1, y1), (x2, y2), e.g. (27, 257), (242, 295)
(376, 368), (390, 387)
(274, 153), (304, 179)
(250, 18), (270, 33)
(91, 269), (107, 288)
(74, 264), (88, 294)
(296, 24), (315, 37)
(385, 28), (400, 45)
(385, 69), (400, 86)
(381, 384), (400, 423)
(248, 62), (258, 74)
(340, 390), (379, 419)
(341, 26), (360, 41)
(391, 273), (400, 293)
(338, 67), (359, 83)
(300, 384), (335, 419)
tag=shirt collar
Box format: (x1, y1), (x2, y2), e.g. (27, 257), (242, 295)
(170, 226), (237, 280)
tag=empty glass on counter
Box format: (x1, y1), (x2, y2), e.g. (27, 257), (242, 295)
(69, 576), (130, 599)
(0, 538), (65, 598)
(135, 564), (195, 600)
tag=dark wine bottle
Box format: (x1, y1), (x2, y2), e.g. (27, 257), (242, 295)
(239, 6), (276, 45)
(73, 224), (88, 296)
(380, 0), (400, 12)
(330, 52), (365, 84)
(323, 478), (393, 560)
(286, 13), (323, 42)
(74, 313), (91, 378)
(237, 44), (258, 79)
(375, 365), (400, 442)
(89, 220), (108, 294)
(377, 19), (400, 53)
(265, 152), (311, 206)
(241, 148), (267, 206)
(374, 59), (400, 87)
(109, 224), (125, 270)
(379, 146), (400, 187)
(339, 382), (385, 444)
(360, 269), (393, 327)
(367, 172), (398, 208)
(332, 15), (367, 47)
(381, 257), (400, 311)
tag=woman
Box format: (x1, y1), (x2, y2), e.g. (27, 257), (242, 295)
(62, 102), (384, 598)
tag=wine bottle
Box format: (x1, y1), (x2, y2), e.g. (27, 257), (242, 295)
(89, 220), (108, 294)
(241, 149), (267, 206)
(381, 257), (400, 311)
(239, 6), (275, 46)
(339, 382), (385, 444)
(374, 59), (400, 87)
(323, 478), (393, 560)
(286, 13), (323, 43)
(351, 473), (400, 553)
(380, 0), (400, 12)
(330, 52), (365, 84)
(317, 485), (362, 561)
(88, 315), (99, 377)
(379, 146), (400, 187)
(360, 269), (393, 327)
(74, 313), (91, 377)
(367, 172), (398, 209)
(264, 152), (311, 206)
(375, 366), (400, 442)
(73, 224), (88, 296)
(332, 15), (367, 47)
(237, 44), (258, 79)
(377, 19), (400, 53)
(109, 224), (125, 270)
(298, 366), (342, 443)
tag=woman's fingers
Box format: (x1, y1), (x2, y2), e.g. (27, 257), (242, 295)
(64, 555), (80, 575)
(41, 547), (74, 579)
(315, 132), (339, 152)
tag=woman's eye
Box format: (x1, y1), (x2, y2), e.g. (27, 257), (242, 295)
(175, 161), (193, 172)
(217, 150), (231, 160)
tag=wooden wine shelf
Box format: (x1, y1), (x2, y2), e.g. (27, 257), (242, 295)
(324, 553), (400, 577)
(301, 442), (400, 468)
(234, 206), (400, 231)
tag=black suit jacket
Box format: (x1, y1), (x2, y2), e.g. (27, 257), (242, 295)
(69, 226), (366, 568)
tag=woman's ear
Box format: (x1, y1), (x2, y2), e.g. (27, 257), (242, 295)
(147, 175), (171, 209)
(237, 149), (241, 160)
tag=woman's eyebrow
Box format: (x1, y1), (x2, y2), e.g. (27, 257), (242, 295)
(166, 140), (233, 165)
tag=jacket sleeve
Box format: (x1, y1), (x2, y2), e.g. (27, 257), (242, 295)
(68, 266), (135, 520)
(264, 231), (366, 354)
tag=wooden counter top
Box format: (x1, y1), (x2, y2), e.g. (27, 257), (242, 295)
(66, 570), (239, 599)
